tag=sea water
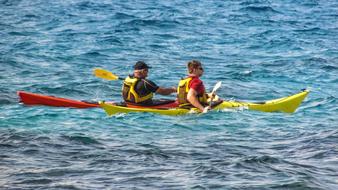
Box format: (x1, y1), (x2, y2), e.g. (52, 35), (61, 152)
(1, 0), (337, 189)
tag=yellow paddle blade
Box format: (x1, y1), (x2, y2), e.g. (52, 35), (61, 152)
(93, 68), (120, 80)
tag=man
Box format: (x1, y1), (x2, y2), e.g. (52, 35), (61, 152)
(177, 60), (211, 113)
(122, 61), (176, 105)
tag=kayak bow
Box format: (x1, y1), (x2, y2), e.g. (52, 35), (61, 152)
(17, 91), (99, 108)
(17, 91), (177, 109)
(100, 90), (309, 116)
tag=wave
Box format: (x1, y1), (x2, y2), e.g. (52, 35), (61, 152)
(294, 27), (328, 35)
(0, 0), (21, 7)
(61, 134), (101, 145)
(0, 97), (15, 105)
(321, 65), (338, 71)
(241, 6), (280, 14)
(74, 1), (113, 11)
(113, 12), (136, 20)
(97, 35), (122, 45)
(0, 90), (19, 105)
(239, 155), (282, 165)
(81, 51), (109, 57)
(269, 181), (323, 189)
(121, 19), (181, 29)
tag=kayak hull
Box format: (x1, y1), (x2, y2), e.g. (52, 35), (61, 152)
(100, 90), (309, 116)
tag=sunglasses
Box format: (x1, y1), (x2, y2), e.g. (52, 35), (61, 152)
(197, 67), (204, 71)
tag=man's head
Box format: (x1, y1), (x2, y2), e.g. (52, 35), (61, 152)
(187, 60), (204, 76)
(134, 61), (151, 70)
(133, 61), (151, 78)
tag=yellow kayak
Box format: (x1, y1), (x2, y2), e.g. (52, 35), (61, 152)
(100, 90), (309, 116)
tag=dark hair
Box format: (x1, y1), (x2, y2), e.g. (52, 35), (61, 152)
(187, 60), (202, 73)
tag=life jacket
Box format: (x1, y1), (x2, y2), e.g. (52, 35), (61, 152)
(177, 77), (208, 107)
(122, 76), (153, 103)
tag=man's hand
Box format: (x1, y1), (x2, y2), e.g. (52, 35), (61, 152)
(202, 106), (211, 113)
(170, 87), (177, 93)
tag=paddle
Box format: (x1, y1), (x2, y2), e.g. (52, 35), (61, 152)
(211, 81), (222, 96)
(93, 68), (123, 81)
(203, 81), (222, 113)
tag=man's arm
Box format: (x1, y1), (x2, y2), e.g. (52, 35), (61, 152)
(187, 88), (205, 112)
(156, 87), (176, 95)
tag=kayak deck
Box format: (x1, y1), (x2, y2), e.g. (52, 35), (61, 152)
(100, 90), (309, 116)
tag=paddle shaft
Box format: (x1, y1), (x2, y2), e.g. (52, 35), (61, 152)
(209, 81), (222, 107)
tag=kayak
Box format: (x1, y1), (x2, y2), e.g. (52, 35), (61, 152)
(17, 91), (178, 109)
(17, 91), (100, 108)
(18, 90), (309, 115)
(100, 90), (309, 116)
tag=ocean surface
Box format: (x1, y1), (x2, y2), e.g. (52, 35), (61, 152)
(1, 0), (338, 189)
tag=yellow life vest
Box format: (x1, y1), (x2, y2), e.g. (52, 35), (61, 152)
(122, 76), (153, 103)
(177, 77), (208, 107)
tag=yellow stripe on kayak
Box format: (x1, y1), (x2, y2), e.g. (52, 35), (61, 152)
(100, 103), (192, 116)
(100, 90), (309, 116)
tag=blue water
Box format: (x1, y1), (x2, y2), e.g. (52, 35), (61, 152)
(1, 0), (338, 189)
